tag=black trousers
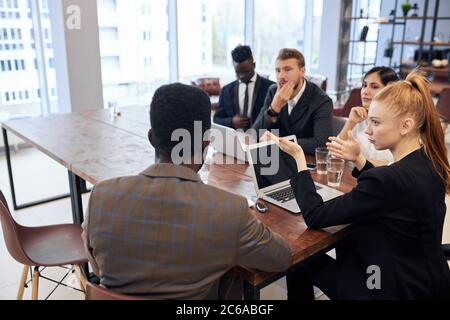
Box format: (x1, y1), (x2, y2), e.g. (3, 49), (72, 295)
(286, 252), (340, 300)
(207, 269), (243, 300)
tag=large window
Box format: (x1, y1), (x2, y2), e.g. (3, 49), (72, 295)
(177, 0), (244, 85)
(97, 0), (170, 108)
(2, 0), (325, 118)
(254, 0), (306, 79)
(0, 0), (57, 120)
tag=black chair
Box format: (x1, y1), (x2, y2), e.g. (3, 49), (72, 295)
(334, 88), (362, 117)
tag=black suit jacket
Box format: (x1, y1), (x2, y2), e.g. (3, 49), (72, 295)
(252, 81), (333, 155)
(291, 149), (450, 299)
(213, 75), (275, 128)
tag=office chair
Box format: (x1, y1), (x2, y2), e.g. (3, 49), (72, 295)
(436, 90), (450, 261)
(305, 74), (327, 92)
(0, 190), (88, 300)
(85, 282), (149, 300)
(333, 88), (362, 117)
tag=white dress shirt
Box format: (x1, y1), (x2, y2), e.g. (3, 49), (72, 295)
(239, 73), (258, 117)
(288, 79), (307, 116)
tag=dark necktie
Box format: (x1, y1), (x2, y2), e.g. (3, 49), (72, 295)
(242, 81), (250, 117)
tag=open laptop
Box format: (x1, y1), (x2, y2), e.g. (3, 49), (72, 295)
(210, 123), (253, 162)
(247, 136), (344, 214)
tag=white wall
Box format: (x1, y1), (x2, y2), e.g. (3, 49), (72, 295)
(49, 0), (103, 113)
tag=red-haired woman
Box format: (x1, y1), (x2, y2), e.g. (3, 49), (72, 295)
(268, 70), (450, 299)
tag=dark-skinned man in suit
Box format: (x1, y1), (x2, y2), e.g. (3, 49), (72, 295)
(214, 45), (275, 131)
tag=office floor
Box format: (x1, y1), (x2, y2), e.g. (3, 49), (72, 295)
(1, 136), (449, 300)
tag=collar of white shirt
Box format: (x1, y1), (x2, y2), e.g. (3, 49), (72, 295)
(288, 79), (307, 116)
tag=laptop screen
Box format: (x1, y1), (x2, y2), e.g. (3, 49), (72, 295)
(249, 140), (299, 190)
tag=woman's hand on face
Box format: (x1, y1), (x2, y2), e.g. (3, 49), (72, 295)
(326, 131), (361, 162)
(262, 132), (307, 172)
(348, 106), (368, 125)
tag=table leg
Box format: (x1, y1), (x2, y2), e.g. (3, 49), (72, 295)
(2, 127), (89, 210)
(68, 171), (84, 225)
(3, 127), (18, 209)
(67, 170), (90, 276)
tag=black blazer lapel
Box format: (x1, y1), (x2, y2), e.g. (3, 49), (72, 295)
(251, 76), (262, 117)
(232, 81), (240, 115)
(251, 76), (265, 121)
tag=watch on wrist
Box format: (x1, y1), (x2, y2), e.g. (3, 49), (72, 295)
(267, 106), (279, 117)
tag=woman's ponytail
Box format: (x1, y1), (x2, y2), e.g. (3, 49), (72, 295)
(405, 71), (450, 193)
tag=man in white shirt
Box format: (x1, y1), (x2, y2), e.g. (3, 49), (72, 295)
(252, 48), (333, 155)
(214, 45), (275, 130)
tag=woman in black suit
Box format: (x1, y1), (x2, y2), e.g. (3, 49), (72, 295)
(267, 70), (450, 299)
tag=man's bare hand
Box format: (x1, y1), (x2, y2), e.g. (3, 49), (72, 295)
(272, 81), (295, 113)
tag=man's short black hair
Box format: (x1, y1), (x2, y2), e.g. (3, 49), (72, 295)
(150, 83), (211, 157)
(231, 45), (253, 64)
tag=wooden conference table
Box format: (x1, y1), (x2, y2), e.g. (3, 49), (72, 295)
(2, 106), (354, 300)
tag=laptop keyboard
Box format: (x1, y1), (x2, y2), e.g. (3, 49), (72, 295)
(267, 185), (323, 203)
(267, 187), (295, 203)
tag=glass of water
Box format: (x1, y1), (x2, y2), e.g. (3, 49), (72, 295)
(327, 158), (345, 188)
(315, 147), (329, 175)
(199, 145), (216, 184)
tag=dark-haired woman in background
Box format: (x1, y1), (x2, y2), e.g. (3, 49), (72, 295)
(338, 67), (399, 165)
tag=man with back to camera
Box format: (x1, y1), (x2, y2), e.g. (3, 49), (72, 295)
(82, 83), (291, 300)
(252, 48), (333, 155)
(214, 45), (275, 130)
